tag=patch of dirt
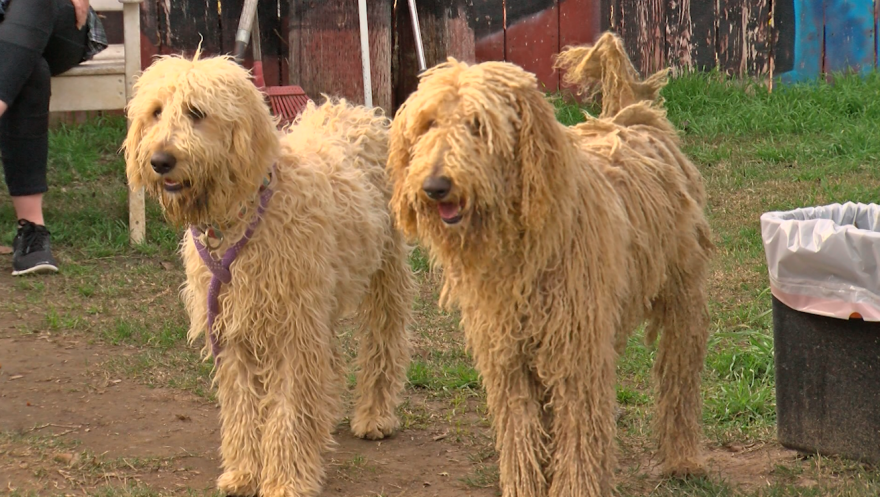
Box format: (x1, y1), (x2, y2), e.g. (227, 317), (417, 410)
(704, 443), (802, 488)
(0, 333), (495, 496)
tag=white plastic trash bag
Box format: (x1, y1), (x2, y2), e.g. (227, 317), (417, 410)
(760, 202), (880, 321)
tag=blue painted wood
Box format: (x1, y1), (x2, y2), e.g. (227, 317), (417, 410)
(778, 0), (824, 83)
(824, 0), (875, 74)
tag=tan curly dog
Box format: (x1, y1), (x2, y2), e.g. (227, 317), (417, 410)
(123, 53), (414, 497)
(387, 32), (713, 496)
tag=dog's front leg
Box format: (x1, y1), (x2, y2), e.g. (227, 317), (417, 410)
(215, 345), (264, 496)
(259, 316), (339, 497)
(482, 360), (549, 497)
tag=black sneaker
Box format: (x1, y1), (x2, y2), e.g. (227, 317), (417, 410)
(12, 219), (59, 276)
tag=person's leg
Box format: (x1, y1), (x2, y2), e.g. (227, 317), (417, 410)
(0, 57), (51, 218)
(1, 0), (87, 274)
(0, 0), (62, 106)
(1, 58), (58, 275)
(12, 196), (45, 225)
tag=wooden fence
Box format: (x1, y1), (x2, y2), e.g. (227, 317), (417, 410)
(130, 0), (880, 114)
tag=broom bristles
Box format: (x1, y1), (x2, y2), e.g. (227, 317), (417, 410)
(553, 32), (669, 118)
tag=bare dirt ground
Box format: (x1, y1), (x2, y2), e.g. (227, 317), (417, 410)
(0, 331), (496, 496)
(0, 266), (815, 497)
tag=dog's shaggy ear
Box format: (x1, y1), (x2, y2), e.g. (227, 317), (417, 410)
(387, 102), (420, 238)
(122, 106), (148, 192)
(512, 82), (574, 237)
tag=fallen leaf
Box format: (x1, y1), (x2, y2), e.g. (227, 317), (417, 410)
(439, 472), (449, 477)
(0, 246), (12, 255)
(175, 414), (192, 422)
(161, 261), (175, 271)
(9, 375), (23, 380)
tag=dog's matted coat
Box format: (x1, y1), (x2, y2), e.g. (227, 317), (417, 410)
(123, 54), (414, 497)
(387, 32), (713, 496)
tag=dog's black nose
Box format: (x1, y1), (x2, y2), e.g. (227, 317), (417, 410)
(423, 176), (452, 200)
(150, 151), (177, 174)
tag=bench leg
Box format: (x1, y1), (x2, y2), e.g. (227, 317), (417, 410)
(129, 186), (145, 244)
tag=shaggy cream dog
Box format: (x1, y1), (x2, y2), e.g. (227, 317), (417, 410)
(387, 32), (713, 496)
(123, 54), (414, 497)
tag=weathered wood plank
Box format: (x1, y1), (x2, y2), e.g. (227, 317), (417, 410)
(369, 0), (393, 112)
(617, 0), (665, 76)
(289, 0), (392, 113)
(257, 0), (281, 86)
(139, 0), (160, 69)
(744, 0), (771, 75)
(204, 0), (221, 54)
(642, 0), (666, 75)
(220, 0), (245, 56)
(778, 0), (823, 82)
(824, 0), (874, 74)
(278, 0), (290, 84)
(666, 0), (692, 72)
(690, 0), (716, 70)
(600, 0), (612, 32)
(773, 0), (796, 75)
(167, 0), (220, 55)
(616, 0), (643, 73)
(288, 0), (303, 84)
(718, 0), (745, 75)
(505, 0), (560, 91)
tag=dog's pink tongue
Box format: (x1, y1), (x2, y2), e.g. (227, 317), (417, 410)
(438, 202), (461, 220)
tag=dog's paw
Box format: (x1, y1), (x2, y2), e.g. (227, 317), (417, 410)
(217, 470), (259, 496)
(350, 414), (399, 440)
(661, 457), (707, 479)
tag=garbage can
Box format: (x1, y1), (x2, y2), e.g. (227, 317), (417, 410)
(761, 202), (880, 464)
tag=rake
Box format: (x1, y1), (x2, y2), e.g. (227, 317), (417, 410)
(234, 0), (310, 128)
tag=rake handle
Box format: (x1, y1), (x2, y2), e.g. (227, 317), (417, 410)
(407, 0), (426, 72)
(234, 0), (260, 62)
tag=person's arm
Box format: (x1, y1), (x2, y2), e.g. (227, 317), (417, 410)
(70, 0), (88, 29)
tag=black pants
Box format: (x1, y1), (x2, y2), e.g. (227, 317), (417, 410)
(0, 0), (87, 197)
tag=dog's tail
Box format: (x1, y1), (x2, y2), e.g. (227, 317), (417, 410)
(554, 32), (668, 118)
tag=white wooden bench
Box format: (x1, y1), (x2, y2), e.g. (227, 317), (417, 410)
(49, 0), (145, 244)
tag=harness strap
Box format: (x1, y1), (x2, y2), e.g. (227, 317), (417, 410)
(190, 176), (274, 365)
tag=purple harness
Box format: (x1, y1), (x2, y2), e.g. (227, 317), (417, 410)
(190, 182), (274, 365)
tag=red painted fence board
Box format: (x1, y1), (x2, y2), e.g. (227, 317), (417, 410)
(505, 2), (560, 92)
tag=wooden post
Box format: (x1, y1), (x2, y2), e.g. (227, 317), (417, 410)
(289, 0), (393, 115)
(123, 0), (145, 244)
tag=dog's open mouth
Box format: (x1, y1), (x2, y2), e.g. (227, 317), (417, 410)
(163, 178), (189, 192)
(438, 201), (463, 225)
